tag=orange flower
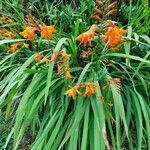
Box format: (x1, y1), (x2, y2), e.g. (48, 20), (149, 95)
(8, 43), (20, 53)
(65, 71), (72, 79)
(106, 20), (116, 27)
(22, 43), (29, 48)
(103, 26), (126, 48)
(76, 24), (97, 47)
(84, 83), (97, 97)
(65, 85), (81, 100)
(20, 27), (36, 40)
(35, 52), (50, 64)
(40, 57), (50, 64)
(35, 52), (44, 62)
(61, 51), (70, 63)
(50, 51), (70, 63)
(39, 25), (56, 40)
(65, 66), (72, 79)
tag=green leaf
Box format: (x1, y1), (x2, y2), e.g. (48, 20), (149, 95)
(103, 53), (150, 65)
(0, 39), (26, 45)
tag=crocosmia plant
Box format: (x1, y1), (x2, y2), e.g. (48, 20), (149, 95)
(0, 0), (150, 150)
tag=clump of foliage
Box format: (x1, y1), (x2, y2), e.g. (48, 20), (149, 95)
(0, 0), (150, 150)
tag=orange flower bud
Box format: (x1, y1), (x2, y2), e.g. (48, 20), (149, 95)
(106, 1), (117, 10)
(92, 15), (101, 20)
(106, 20), (116, 27)
(95, 0), (104, 6)
(93, 8), (103, 15)
(105, 9), (118, 16)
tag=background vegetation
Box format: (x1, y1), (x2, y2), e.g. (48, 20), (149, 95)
(0, 0), (150, 149)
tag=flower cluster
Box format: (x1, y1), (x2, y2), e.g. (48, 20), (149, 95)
(0, 28), (15, 38)
(20, 25), (56, 41)
(76, 20), (126, 49)
(0, 16), (15, 38)
(92, 0), (118, 21)
(34, 50), (72, 79)
(35, 52), (50, 64)
(19, 15), (56, 41)
(65, 82), (97, 100)
(8, 43), (29, 53)
(105, 77), (121, 93)
(8, 43), (20, 53)
(103, 21), (126, 49)
(0, 16), (14, 24)
(90, 1), (127, 49)
(50, 51), (72, 79)
(80, 48), (93, 58)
